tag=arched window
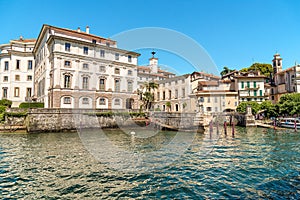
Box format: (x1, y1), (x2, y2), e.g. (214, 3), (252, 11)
(114, 98), (120, 105)
(99, 98), (106, 105)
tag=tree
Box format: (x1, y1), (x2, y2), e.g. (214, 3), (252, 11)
(140, 81), (159, 111)
(278, 93), (300, 116)
(165, 101), (171, 112)
(220, 66), (235, 76)
(260, 100), (279, 118)
(0, 99), (12, 108)
(236, 101), (260, 114)
(240, 63), (273, 77)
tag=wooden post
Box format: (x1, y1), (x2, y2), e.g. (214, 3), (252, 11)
(232, 121), (235, 136)
(294, 118), (297, 132)
(224, 120), (227, 135)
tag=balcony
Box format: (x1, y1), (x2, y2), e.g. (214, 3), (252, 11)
(243, 85), (260, 90)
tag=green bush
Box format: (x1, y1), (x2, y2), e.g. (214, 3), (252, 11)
(19, 102), (44, 108)
(0, 99), (12, 107)
(0, 105), (6, 113)
(5, 111), (27, 117)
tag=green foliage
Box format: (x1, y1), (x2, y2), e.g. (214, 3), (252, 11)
(85, 112), (145, 118)
(0, 99), (12, 107)
(139, 81), (159, 111)
(19, 102), (44, 108)
(220, 66), (235, 76)
(278, 93), (300, 116)
(5, 111), (27, 117)
(240, 63), (273, 77)
(260, 100), (279, 118)
(0, 105), (6, 113)
(236, 101), (260, 114)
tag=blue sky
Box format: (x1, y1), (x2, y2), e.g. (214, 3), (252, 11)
(0, 0), (299, 75)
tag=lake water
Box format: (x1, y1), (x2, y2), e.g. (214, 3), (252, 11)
(0, 127), (299, 199)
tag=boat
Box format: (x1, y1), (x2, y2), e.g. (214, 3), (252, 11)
(278, 118), (300, 129)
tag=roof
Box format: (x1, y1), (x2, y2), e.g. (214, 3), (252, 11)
(191, 71), (220, 79)
(33, 24), (140, 56)
(11, 39), (36, 43)
(198, 81), (219, 86)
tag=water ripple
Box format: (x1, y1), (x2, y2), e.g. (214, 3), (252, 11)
(0, 128), (299, 199)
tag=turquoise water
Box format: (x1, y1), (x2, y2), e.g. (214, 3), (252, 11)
(0, 127), (299, 199)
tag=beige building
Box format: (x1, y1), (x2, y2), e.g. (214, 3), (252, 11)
(33, 24), (140, 109)
(137, 53), (175, 86)
(0, 37), (35, 107)
(270, 53), (300, 103)
(235, 70), (269, 103)
(193, 79), (238, 114)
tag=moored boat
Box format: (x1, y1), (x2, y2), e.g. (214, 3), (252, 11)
(278, 118), (300, 129)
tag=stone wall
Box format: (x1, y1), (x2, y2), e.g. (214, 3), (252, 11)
(25, 108), (143, 133)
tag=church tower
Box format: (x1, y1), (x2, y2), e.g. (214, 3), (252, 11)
(149, 51), (158, 73)
(272, 53), (282, 74)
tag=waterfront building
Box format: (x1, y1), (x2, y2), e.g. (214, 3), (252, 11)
(0, 37), (35, 107)
(234, 70), (269, 103)
(154, 71), (222, 113)
(270, 53), (300, 103)
(137, 53), (175, 86)
(193, 79), (238, 114)
(154, 74), (192, 112)
(33, 24), (140, 109)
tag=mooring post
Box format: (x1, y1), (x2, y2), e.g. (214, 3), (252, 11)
(273, 119), (276, 130)
(232, 121), (235, 136)
(224, 120), (227, 135)
(294, 118), (297, 132)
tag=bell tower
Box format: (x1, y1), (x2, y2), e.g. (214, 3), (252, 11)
(149, 51), (158, 73)
(272, 53), (282, 74)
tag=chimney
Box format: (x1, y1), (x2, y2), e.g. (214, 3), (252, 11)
(77, 27), (81, 32)
(86, 26), (90, 34)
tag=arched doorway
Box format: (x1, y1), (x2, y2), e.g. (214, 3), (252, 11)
(126, 98), (134, 109)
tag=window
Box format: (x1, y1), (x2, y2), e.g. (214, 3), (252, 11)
(64, 75), (71, 88)
(259, 90), (263, 96)
(115, 68), (120, 74)
(247, 81), (250, 88)
(14, 87), (20, 97)
(157, 92), (160, 100)
(207, 97), (211, 103)
(65, 43), (71, 52)
(83, 47), (88, 55)
(64, 61), (71, 67)
(82, 97), (89, 104)
(254, 90), (257, 96)
(2, 88), (7, 98)
(128, 55), (132, 62)
(28, 60), (33, 70)
(215, 107), (218, 112)
(199, 97), (204, 103)
(64, 97), (71, 104)
(115, 79), (120, 92)
(253, 81), (257, 88)
(241, 81), (244, 88)
(4, 61), (9, 71)
(114, 99), (120, 105)
(16, 60), (20, 69)
(127, 81), (133, 92)
(15, 75), (20, 81)
(27, 75), (32, 81)
(163, 91), (166, 100)
(169, 90), (171, 99)
(92, 39), (96, 44)
(99, 78), (105, 91)
(182, 88), (185, 98)
(235, 102), (237, 106)
(100, 50), (105, 57)
(222, 102), (225, 107)
(115, 53), (119, 60)
(175, 89), (178, 99)
(82, 77), (89, 89)
(175, 80), (178, 85)
(214, 97), (218, 103)
(99, 98), (106, 105)
(3, 76), (8, 82)
(26, 88), (32, 97)
(83, 63), (89, 69)
(207, 107), (212, 112)
(128, 70), (132, 75)
(99, 66), (106, 72)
